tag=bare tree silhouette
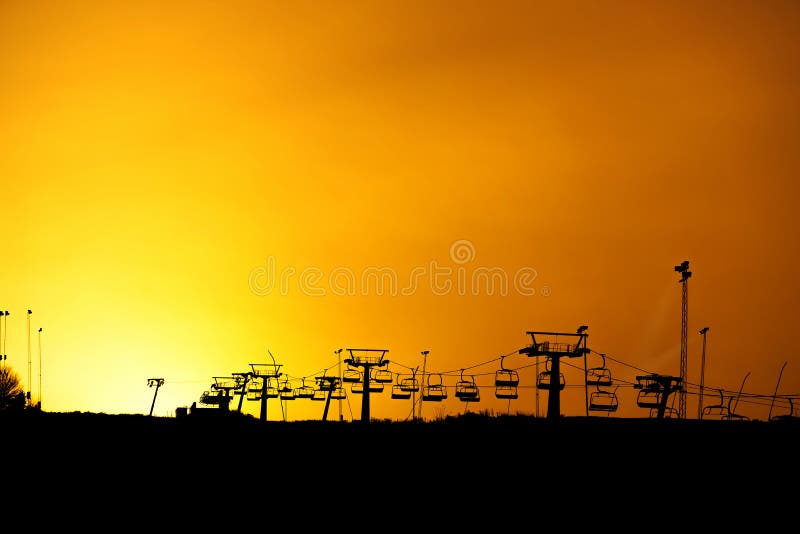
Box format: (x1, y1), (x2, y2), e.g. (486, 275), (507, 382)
(0, 366), (25, 412)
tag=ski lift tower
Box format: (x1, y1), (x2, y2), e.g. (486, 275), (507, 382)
(634, 374), (682, 419)
(315, 374), (343, 421)
(232, 371), (254, 413)
(211, 376), (239, 412)
(344, 348), (389, 423)
(147, 378), (164, 416)
(519, 328), (589, 421)
(250, 355), (283, 422)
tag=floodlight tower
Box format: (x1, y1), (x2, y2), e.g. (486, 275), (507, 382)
(675, 261), (691, 419)
(3, 311), (9, 364)
(0, 309), (4, 369)
(147, 378), (165, 416)
(344, 348), (389, 423)
(27, 309), (31, 404)
(38, 327), (43, 410)
(698, 327), (709, 419)
(1, 311), (8, 366)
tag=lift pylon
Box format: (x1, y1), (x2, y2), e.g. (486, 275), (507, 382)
(634, 374), (682, 419)
(147, 378), (164, 416)
(250, 354), (283, 422)
(344, 348), (389, 423)
(519, 327), (589, 420)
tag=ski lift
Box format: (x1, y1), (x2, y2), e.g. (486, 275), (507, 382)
(279, 379), (295, 401)
(200, 389), (223, 405)
(295, 378), (315, 399)
(247, 378), (263, 401)
(495, 384), (518, 399)
(770, 397), (797, 421)
(330, 386), (347, 400)
(351, 381), (383, 394)
(536, 357), (565, 390)
(455, 369), (480, 402)
(342, 364), (362, 383)
(589, 385), (619, 413)
(586, 353), (613, 387)
(422, 373), (447, 401)
(392, 373), (412, 399)
(724, 372), (750, 420)
(724, 396), (749, 421)
(400, 374), (419, 392)
(635, 376), (662, 408)
(263, 377), (279, 398)
(392, 384), (411, 399)
(372, 367), (393, 383)
(495, 355), (519, 387)
(701, 388), (729, 420)
(315, 374), (339, 391)
(310, 389), (327, 401)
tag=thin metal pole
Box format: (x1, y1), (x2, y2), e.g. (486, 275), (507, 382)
(411, 366), (418, 421)
(149, 383), (160, 416)
(3, 311), (8, 361)
(0, 310), (4, 369)
(698, 327), (709, 419)
(27, 310), (31, 404)
(38, 328), (42, 410)
(535, 356), (540, 417)
(769, 361), (788, 420)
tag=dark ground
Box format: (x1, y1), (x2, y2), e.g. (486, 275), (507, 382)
(2, 411), (797, 515)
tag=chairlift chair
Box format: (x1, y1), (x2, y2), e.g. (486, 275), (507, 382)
(495, 355), (520, 387)
(701, 389), (729, 420)
(400, 375), (419, 392)
(295, 378), (315, 399)
(422, 373), (447, 401)
(455, 370), (480, 402)
(279, 380), (295, 401)
(589, 385), (619, 413)
(263, 377), (280, 399)
(342, 364), (362, 383)
(635, 376), (663, 408)
(371, 368), (393, 383)
(586, 353), (613, 387)
(392, 384), (411, 399)
(392, 374), (413, 399)
(495, 384), (518, 400)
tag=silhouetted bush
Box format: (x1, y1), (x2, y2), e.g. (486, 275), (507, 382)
(0, 366), (25, 412)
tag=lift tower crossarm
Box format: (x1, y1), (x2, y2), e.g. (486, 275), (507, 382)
(345, 348), (389, 423)
(519, 329), (589, 420)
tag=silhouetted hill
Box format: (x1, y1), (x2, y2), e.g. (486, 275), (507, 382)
(3, 410), (797, 514)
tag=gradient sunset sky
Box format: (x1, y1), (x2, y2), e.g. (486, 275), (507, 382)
(1, 0), (798, 420)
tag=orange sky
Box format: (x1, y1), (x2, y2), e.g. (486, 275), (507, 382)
(1, 0), (798, 420)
